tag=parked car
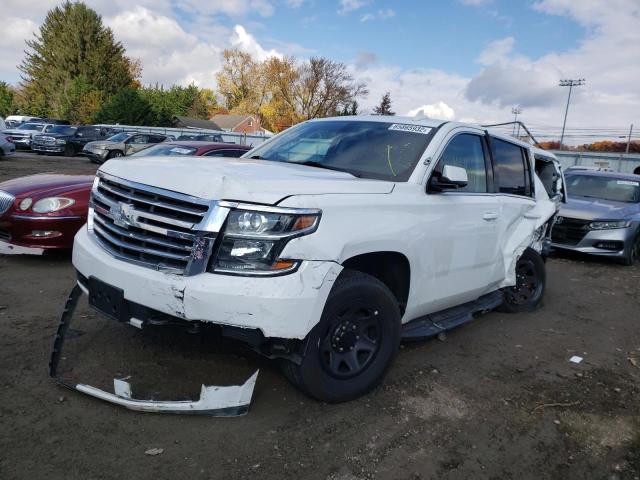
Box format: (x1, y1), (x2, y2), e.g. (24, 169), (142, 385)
(0, 174), (93, 252)
(62, 115), (564, 411)
(82, 132), (169, 163)
(131, 141), (251, 158)
(32, 125), (111, 157)
(552, 170), (640, 265)
(4, 115), (42, 129)
(0, 133), (16, 159)
(177, 133), (224, 142)
(2, 122), (53, 149)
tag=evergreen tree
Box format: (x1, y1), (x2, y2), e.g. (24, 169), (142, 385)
(19, 1), (136, 117)
(92, 88), (155, 125)
(0, 82), (16, 117)
(373, 92), (395, 115)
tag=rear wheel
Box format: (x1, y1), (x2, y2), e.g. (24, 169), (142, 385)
(63, 144), (75, 157)
(281, 270), (401, 403)
(621, 231), (640, 266)
(499, 248), (546, 313)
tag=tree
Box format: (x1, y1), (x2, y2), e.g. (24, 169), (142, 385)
(92, 88), (154, 125)
(0, 82), (16, 117)
(19, 1), (137, 117)
(56, 75), (104, 124)
(339, 101), (359, 116)
(216, 49), (266, 113)
(373, 92), (395, 115)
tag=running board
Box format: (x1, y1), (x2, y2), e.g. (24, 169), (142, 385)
(401, 290), (503, 340)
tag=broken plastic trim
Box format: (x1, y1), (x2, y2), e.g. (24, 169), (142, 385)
(49, 284), (259, 416)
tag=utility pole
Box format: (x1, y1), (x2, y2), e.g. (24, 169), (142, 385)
(626, 124), (634, 154)
(511, 107), (522, 136)
(559, 79), (585, 150)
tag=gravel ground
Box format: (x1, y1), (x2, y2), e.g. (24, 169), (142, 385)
(1, 153), (639, 480)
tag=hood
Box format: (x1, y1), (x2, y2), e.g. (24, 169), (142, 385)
(559, 195), (639, 220)
(0, 174), (94, 198)
(34, 132), (72, 140)
(100, 157), (394, 204)
(85, 139), (119, 148)
(3, 128), (40, 135)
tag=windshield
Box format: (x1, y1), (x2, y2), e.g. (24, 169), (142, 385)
(244, 120), (435, 181)
(106, 132), (130, 142)
(18, 123), (44, 130)
(132, 144), (198, 157)
(49, 125), (77, 135)
(566, 174), (640, 203)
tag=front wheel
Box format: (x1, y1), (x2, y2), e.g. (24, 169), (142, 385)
(620, 231), (640, 266)
(107, 150), (123, 159)
(281, 270), (401, 403)
(499, 248), (546, 313)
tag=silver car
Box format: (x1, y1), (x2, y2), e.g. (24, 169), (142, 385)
(2, 122), (53, 149)
(0, 133), (16, 158)
(82, 132), (169, 164)
(552, 171), (640, 265)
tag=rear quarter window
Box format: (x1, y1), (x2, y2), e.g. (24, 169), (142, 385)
(491, 138), (532, 197)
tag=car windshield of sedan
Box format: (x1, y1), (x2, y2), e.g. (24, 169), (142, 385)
(17, 123), (44, 130)
(566, 174), (640, 203)
(132, 144), (198, 157)
(49, 125), (77, 135)
(106, 132), (130, 142)
(244, 120), (435, 181)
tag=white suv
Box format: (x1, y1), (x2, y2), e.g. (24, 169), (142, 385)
(69, 116), (564, 404)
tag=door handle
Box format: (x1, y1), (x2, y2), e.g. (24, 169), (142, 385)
(482, 212), (499, 221)
(524, 212), (541, 219)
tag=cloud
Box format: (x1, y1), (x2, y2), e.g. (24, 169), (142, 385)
(360, 9), (395, 22)
(231, 25), (282, 61)
(355, 51), (378, 70)
(285, 0), (305, 7)
(337, 0), (370, 15)
(177, 0), (275, 17)
(407, 102), (456, 120)
(476, 37), (514, 65)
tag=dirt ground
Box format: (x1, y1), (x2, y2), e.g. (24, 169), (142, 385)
(1, 153), (639, 480)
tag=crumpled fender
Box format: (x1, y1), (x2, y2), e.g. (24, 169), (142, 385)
(499, 176), (558, 288)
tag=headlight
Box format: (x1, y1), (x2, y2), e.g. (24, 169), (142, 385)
(32, 197), (75, 213)
(19, 197), (33, 210)
(211, 207), (320, 276)
(55, 139), (66, 145)
(589, 220), (631, 230)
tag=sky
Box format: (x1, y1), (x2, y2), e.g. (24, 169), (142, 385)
(2, 0), (639, 142)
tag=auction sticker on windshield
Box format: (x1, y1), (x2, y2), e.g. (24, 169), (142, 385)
(617, 180), (639, 186)
(388, 124), (433, 135)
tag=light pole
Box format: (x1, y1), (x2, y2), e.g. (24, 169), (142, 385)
(559, 78), (585, 150)
(511, 107), (522, 136)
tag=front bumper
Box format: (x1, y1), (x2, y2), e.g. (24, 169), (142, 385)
(12, 137), (32, 149)
(73, 227), (342, 339)
(32, 144), (65, 153)
(82, 149), (108, 163)
(1, 143), (15, 156)
(0, 212), (85, 249)
(551, 226), (635, 257)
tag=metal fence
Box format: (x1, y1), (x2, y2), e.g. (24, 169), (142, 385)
(94, 124), (272, 147)
(550, 151), (640, 175)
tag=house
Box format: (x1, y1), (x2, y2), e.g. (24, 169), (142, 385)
(210, 114), (265, 134)
(173, 116), (223, 131)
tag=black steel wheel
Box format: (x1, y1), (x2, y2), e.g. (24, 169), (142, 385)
(499, 248), (546, 313)
(281, 270), (400, 403)
(621, 231), (640, 266)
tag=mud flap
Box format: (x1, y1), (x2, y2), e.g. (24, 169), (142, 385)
(49, 285), (258, 416)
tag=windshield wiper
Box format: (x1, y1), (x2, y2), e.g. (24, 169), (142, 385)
(298, 161), (360, 177)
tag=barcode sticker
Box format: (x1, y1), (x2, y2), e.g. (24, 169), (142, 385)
(388, 124), (432, 135)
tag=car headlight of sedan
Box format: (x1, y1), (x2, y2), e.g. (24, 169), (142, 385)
(210, 207), (321, 276)
(32, 197), (75, 213)
(589, 220), (631, 230)
(55, 139), (66, 145)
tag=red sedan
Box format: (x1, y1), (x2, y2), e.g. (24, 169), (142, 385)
(0, 142), (253, 253)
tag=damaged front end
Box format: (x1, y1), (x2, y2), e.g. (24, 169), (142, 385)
(49, 285), (259, 416)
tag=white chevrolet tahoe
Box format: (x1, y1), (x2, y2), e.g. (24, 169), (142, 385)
(70, 116), (564, 404)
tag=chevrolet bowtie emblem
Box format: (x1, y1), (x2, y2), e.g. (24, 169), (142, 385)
(110, 202), (133, 228)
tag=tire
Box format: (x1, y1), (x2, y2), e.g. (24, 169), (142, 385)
(281, 270), (401, 403)
(63, 144), (75, 157)
(107, 150), (123, 159)
(620, 230), (640, 266)
(498, 248), (546, 313)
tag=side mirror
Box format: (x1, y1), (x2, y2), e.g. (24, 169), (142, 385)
(430, 165), (469, 192)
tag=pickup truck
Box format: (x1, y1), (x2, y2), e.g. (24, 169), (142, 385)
(66, 116), (564, 407)
(32, 125), (111, 157)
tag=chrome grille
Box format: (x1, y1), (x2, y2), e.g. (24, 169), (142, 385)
(0, 190), (15, 216)
(89, 174), (219, 275)
(33, 136), (55, 145)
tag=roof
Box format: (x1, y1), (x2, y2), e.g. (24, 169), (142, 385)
(173, 116), (223, 131)
(565, 170), (640, 181)
(210, 114), (256, 129)
(318, 115), (445, 129)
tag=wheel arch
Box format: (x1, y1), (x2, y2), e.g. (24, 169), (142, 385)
(341, 251), (411, 314)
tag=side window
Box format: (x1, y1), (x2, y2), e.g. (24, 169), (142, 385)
(148, 135), (165, 144)
(130, 135), (148, 144)
(204, 149), (243, 157)
(491, 138), (531, 196)
(433, 134), (488, 193)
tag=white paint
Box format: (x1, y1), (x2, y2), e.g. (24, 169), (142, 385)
(569, 356), (584, 364)
(75, 371), (258, 415)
